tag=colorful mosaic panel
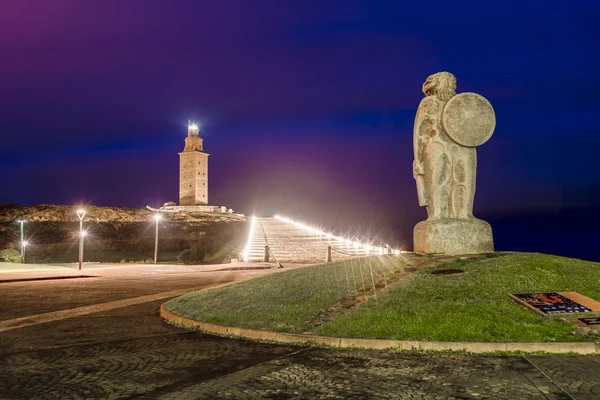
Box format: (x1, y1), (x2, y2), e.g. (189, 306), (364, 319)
(511, 292), (592, 315)
(578, 317), (600, 325)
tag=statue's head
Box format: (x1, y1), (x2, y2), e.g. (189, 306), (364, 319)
(422, 72), (457, 102)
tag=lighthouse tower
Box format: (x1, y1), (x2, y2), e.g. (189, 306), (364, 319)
(179, 121), (209, 205)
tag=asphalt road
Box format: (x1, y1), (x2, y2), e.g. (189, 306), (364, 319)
(0, 263), (598, 399)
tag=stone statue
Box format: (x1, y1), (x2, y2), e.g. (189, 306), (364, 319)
(413, 72), (495, 255)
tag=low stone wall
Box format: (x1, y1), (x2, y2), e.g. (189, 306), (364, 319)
(146, 205), (242, 215)
(167, 206), (220, 213)
(160, 304), (600, 354)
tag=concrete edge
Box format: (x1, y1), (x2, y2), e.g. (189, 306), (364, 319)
(0, 275), (97, 283)
(160, 304), (600, 355)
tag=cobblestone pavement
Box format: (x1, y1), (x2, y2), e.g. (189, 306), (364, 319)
(0, 266), (599, 399)
(0, 263), (293, 321)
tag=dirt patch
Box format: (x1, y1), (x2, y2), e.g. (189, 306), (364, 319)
(432, 269), (465, 275)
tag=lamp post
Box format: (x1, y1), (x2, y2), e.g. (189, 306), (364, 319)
(76, 209), (86, 270)
(153, 214), (161, 264)
(21, 241), (28, 263)
(17, 219), (26, 262)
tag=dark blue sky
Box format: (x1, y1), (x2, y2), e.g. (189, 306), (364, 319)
(1, 1), (599, 253)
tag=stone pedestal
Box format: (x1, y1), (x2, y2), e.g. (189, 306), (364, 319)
(414, 218), (493, 255)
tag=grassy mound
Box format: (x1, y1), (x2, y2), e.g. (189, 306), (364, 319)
(166, 253), (600, 342)
(167, 257), (403, 333)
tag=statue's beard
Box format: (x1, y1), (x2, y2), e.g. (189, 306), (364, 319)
(435, 88), (456, 102)
(423, 80), (456, 102)
(426, 88), (456, 101)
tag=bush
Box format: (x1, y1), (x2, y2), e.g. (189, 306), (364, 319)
(0, 248), (23, 263)
(177, 247), (207, 265)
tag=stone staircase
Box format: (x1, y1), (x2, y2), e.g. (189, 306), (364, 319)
(244, 217), (386, 264)
(243, 217), (268, 262)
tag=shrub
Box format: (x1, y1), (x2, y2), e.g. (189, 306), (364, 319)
(177, 247), (207, 265)
(0, 248), (23, 263)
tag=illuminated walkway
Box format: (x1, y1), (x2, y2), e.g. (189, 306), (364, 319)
(244, 217), (393, 263)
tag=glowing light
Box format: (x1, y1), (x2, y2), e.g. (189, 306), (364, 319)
(188, 121), (200, 132)
(21, 240), (28, 247)
(242, 216), (257, 262)
(17, 219), (26, 224)
(80, 230), (87, 237)
(273, 214), (402, 255)
(154, 214), (162, 222)
(76, 209), (86, 220)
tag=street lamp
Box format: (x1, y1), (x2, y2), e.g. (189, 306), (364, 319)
(21, 240), (28, 263)
(153, 214), (161, 264)
(77, 209), (86, 270)
(16, 219), (26, 262)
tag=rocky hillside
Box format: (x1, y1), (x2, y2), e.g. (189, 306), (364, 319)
(0, 204), (247, 264)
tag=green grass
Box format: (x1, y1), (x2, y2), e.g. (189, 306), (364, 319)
(167, 257), (401, 333)
(318, 253), (600, 342)
(0, 262), (74, 273)
(166, 253), (600, 342)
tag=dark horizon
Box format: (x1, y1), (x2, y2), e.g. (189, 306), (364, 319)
(1, 1), (599, 259)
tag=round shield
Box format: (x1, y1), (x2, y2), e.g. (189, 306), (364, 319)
(442, 92), (496, 147)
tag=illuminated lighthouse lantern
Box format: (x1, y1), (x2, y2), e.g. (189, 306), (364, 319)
(179, 121), (209, 205)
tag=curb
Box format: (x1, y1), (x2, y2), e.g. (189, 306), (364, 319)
(0, 275), (96, 283)
(160, 304), (600, 355)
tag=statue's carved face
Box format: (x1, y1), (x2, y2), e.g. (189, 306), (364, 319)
(422, 72), (457, 101)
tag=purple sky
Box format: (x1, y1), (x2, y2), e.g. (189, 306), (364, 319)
(1, 1), (599, 249)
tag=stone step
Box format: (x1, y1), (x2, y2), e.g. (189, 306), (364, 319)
(242, 217), (379, 263)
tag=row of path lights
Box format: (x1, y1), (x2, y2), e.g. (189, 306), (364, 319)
(14, 208), (163, 268)
(75, 209), (162, 268)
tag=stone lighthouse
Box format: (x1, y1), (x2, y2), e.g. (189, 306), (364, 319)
(179, 121), (209, 206)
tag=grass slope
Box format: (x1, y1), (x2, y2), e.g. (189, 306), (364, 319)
(166, 253), (600, 342)
(318, 253), (600, 342)
(167, 257), (401, 333)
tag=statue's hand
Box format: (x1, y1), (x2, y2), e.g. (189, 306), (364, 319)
(413, 160), (424, 177)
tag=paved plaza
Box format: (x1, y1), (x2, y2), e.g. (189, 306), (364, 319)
(0, 263), (599, 399)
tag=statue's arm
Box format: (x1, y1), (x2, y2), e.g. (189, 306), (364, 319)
(413, 100), (433, 206)
(413, 102), (431, 177)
